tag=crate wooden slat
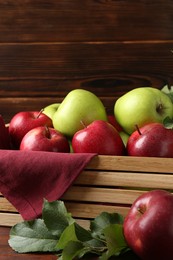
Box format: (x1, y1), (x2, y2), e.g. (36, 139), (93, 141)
(0, 213), (23, 227)
(1, 155), (173, 228)
(86, 155), (173, 173)
(75, 171), (173, 189)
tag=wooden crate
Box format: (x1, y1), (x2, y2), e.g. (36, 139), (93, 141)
(0, 0), (173, 231)
(1, 155), (173, 229)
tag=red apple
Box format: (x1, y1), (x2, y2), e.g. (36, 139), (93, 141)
(20, 126), (70, 153)
(127, 122), (173, 157)
(9, 111), (53, 149)
(123, 190), (173, 260)
(107, 115), (123, 132)
(72, 120), (125, 155)
(0, 115), (11, 149)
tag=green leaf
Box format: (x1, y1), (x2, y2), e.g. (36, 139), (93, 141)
(60, 240), (87, 260)
(90, 212), (124, 238)
(161, 85), (173, 103)
(8, 201), (131, 259)
(57, 222), (92, 250)
(42, 199), (75, 237)
(74, 222), (93, 241)
(85, 238), (106, 252)
(8, 219), (59, 253)
(57, 223), (78, 250)
(57, 222), (106, 258)
(163, 116), (173, 129)
(100, 224), (128, 259)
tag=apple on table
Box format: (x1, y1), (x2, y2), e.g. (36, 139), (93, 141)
(123, 190), (173, 260)
(114, 87), (173, 135)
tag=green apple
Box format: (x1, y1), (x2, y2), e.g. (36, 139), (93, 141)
(119, 131), (129, 146)
(114, 87), (173, 134)
(68, 139), (74, 153)
(43, 103), (60, 120)
(53, 89), (108, 137)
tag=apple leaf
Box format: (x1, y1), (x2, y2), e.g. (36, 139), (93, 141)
(8, 219), (59, 253)
(57, 222), (92, 250)
(42, 199), (75, 237)
(161, 85), (173, 103)
(57, 221), (106, 258)
(56, 223), (78, 250)
(163, 116), (173, 129)
(8, 200), (133, 259)
(59, 240), (90, 260)
(90, 211), (124, 239)
(99, 224), (128, 260)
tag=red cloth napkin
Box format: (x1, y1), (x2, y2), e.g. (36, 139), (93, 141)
(0, 150), (96, 220)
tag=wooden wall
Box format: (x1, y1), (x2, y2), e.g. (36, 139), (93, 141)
(0, 0), (173, 123)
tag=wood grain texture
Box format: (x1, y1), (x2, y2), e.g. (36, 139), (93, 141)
(0, 0), (172, 42)
(0, 43), (172, 89)
(0, 0), (172, 122)
(75, 170), (173, 189)
(0, 213), (23, 227)
(86, 155), (173, 173)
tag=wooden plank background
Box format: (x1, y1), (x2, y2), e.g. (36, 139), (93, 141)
(0, 0), (173, 122)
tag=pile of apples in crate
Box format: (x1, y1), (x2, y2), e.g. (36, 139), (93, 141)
(1, 86), (173, 157)
(2, 87), (173, 260)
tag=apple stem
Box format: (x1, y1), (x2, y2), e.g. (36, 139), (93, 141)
(137, 205), (146, 215)
(80, 120), (87, 128)
(156, 103), (164, 114)
(37, 109), (44, 119)
(45, 126), (51, 139)
(138, 207), (144, 214)
(135, 124), (142, 135)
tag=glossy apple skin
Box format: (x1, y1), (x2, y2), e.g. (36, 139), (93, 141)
(114, 87), (173, 134)
(127, 122), (173, 157)
(43, 103), (60, 120)
(107, 115), (123, 132)
(72, 120), (125, 155)
(20, 126), (70, 153)
(53, 89), (108, 137)
(9, 111), (53, 149)
(123, 190), (173, 260)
